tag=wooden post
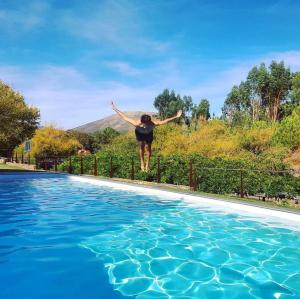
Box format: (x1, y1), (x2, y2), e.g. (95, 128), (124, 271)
(157, 156), (161, 183)
(15, 152), (18, 163)
(80, 156), (83, 175)
(240, 169), (244, 198)
(68, 156), (72, 174)
(44, 160), (48, 171)
(21, 152), (24, 164)
(28, 153), (31, 165)
(35, 157), (39, 169)
(193, 172), (197, 191)
(130, 158), (135, 180)
(109, 157), (113, 178)
(189, 160), (194, 190)
(93, 156), (98, 176)
(54, 159), (57, 172)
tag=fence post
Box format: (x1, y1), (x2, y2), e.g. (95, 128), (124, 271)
(157, 156), (161, 183)
(15, 152), (18, 163)
(130, 158), (135, 180)
(44, 160), (48, 171)
(193, 172), (197, 191)
(80, 156), (83, 175)
(35, 157), (39, 170)
(54, 159), (57, 172)
(94, 156), (98, 176)
(28, 153), (31, 165)
(240, 169), (244, 198)
(189, 160), (194, 190)
(109, 157), (113, 178)
(21, 152), (24, 164)
(68, 156), (72, 174)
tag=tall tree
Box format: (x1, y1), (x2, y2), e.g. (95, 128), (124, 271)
(154, 89), (194, 124)
(280, 72), (300, 117)
(223, 61), (292, 122)
(222, 82), (251, 122)
(193, 99), (211, 121)
(247, 61), (292, 121)
(0, 80), (40, 156)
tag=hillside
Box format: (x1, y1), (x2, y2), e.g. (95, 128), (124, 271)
(72, 111), (155, 133)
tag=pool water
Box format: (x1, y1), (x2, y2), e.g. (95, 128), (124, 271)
(0, 173), (299, 299)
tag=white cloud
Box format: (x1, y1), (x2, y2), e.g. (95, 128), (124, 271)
(1, 50), (300, 128)
(103, 61), (141, 76)
(58, 0), (170, 54)
(0, 1), (48, 31)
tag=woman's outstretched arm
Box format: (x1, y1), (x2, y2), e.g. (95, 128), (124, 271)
(153, 110), (182, 125)
(111, 101), (139, 126)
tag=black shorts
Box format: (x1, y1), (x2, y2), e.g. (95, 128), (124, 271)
(135, 128), (153, 144)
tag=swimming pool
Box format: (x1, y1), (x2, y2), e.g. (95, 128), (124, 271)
(0, 173), (299, 299)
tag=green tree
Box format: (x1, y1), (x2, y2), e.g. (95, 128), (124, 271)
(247, 61), (292, 121)
(273, 106), (300, 149)
(154, 89), (194, 124)
(68, 130), (94, 152)
(282, 72), (300, 117)
(91, 127), (120, 152)
(222, 82), (251, 122)
(193, 99), (211, 121)
(223, 61), (292, 122)
(0, 80), (40, 156)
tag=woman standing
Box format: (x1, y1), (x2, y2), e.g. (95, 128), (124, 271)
(112, 101), (182, 172)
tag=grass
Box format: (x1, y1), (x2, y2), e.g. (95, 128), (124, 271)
(0, 163), (32, 172)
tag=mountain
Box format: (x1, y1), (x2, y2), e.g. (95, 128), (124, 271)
(72, 111), (155, 133)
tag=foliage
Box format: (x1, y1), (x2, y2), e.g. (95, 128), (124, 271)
(69, 130), (94, 152)
(31, 126), (81, 158)
(192, 99), (210, 122)
(238, 121), (276, 154)
(89, 127), (120, 152)
(0, 80), (40, 155)
(154, 89), (193, 124)
(273, 106), (300, 149)
(223, 61), (292, 122)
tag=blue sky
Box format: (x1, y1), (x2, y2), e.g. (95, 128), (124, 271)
(1, 0), (300, 128)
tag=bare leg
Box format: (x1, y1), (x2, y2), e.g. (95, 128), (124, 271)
(139, 142), (145, 171)
(145, 143), (151, 172)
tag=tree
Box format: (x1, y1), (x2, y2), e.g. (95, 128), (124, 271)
(90, 127), (120, 152)
(192, 99), (211, 121)
(246, 61), (292, 121)
(282, 72), (300, 117)
(222, 61), (293, 122)
(273, 106), (300, 150)
(222, 82), (251, 122)
(31, 126), (81, 158)
(154, 89), (194, 124)
(0, 80), (40, 156)
(68, 130), (94, 152)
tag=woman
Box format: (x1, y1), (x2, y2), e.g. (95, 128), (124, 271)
(112, 101), (182, 172)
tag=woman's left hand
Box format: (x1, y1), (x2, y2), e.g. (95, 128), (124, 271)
(176, 110), (183, 118)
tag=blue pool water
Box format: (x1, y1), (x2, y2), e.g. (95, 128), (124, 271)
(0, 173), (299, 299)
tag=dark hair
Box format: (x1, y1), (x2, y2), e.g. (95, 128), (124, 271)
(140, 114), (151, 123)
